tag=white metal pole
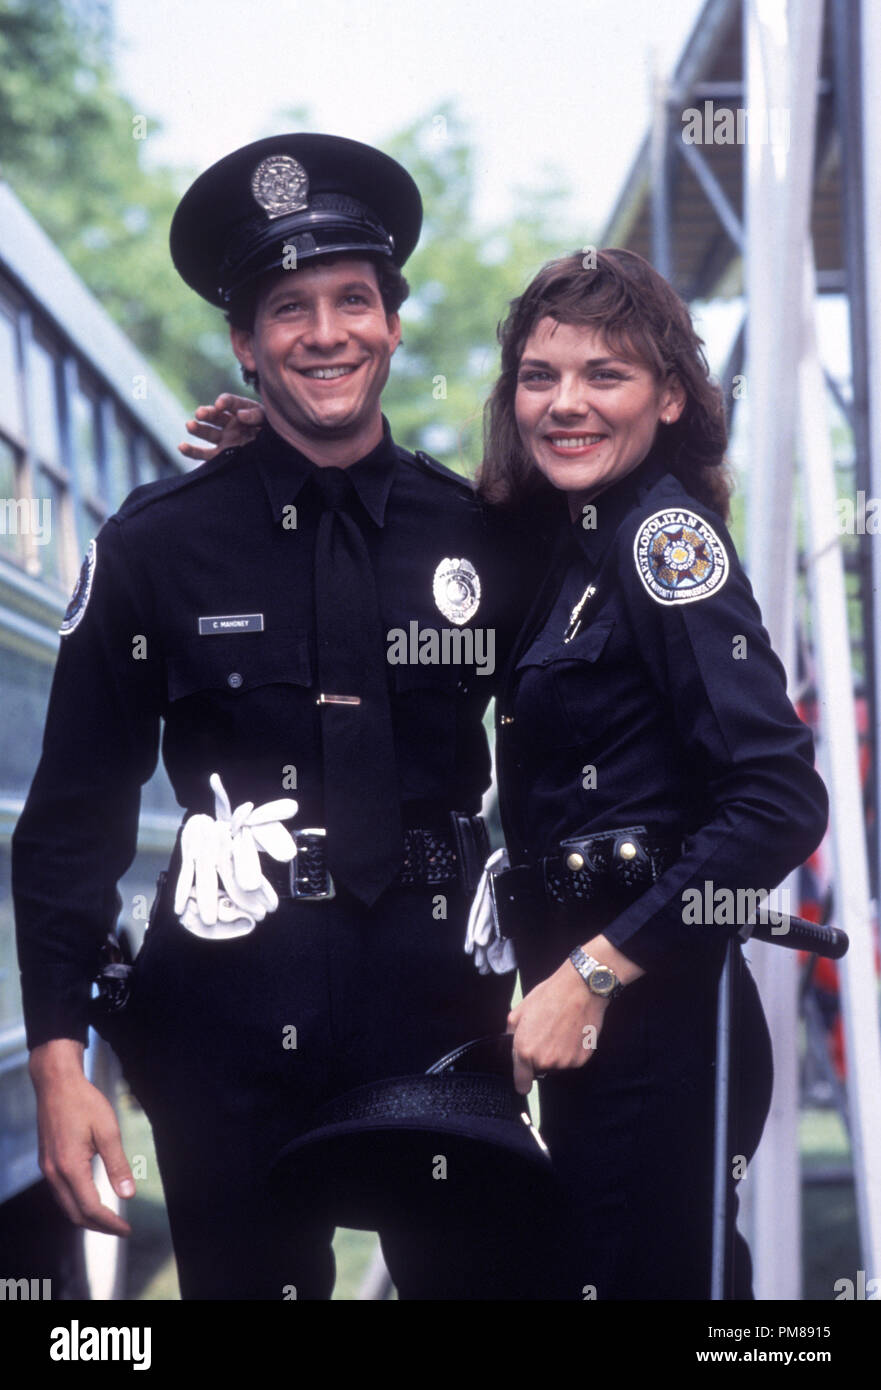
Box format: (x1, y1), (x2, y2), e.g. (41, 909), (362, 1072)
(864, 0), (881, 908)
(798, 249), (881, 1285)
(742, 0), (824, 1301)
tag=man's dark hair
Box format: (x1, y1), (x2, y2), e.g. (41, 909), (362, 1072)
(226, 254), (410, 390)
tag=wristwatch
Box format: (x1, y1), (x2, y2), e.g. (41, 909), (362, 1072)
(568, 947), (623, 1000)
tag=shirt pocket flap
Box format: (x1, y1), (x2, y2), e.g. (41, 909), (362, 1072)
(516, 616), (616, 670)
(166, 634), (312, 701)
(559, 615), (616, 663)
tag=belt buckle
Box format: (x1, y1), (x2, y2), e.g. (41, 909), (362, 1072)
(289, 828), (336, 900)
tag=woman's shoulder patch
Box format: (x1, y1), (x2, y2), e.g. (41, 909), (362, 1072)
(633, 507), (728, 605)
(59, 539), (97, 636)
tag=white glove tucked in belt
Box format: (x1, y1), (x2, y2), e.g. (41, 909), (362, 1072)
(174, 773), (298, 939)
(465, 847), (517, 975)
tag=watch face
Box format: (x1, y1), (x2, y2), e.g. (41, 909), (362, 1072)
(589, 966), (616, 997)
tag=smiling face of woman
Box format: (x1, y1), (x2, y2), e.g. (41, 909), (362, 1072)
(514, 318), (685, 518)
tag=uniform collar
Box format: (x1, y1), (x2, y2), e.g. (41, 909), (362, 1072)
(255, 416), (399, 528)
(573, 450), (669, 567)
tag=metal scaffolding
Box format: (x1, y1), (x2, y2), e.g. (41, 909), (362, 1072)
(603, 0), (881, 1297)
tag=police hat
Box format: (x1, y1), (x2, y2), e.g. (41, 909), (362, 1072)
(170, 133), (423, 307)
(269, 1035), (558, 1231)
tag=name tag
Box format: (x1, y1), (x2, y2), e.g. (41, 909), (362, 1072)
(198, 613), (265, 635)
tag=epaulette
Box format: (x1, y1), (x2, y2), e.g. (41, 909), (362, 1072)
(114, 445), (244, 521)
(401, 446), (477, 495)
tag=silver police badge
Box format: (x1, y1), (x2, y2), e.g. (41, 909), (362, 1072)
(251, 155), (309, 219)
(433, 557), (480, 626)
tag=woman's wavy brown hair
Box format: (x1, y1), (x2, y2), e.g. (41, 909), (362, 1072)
(478, 248), (732, 519)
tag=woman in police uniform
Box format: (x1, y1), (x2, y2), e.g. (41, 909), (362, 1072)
(475, 249), (828, 1299)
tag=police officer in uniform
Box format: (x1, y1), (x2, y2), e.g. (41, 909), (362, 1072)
(13, 135), (531, 1300)
(471, 248), (829, 1298)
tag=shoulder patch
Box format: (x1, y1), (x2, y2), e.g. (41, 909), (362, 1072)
(633, 508), (728, 605)
(59, 539), (97, 636)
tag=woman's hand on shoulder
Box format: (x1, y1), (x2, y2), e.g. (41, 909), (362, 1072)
(507, 959), (609, 1095)
(178, 394), (264, 461)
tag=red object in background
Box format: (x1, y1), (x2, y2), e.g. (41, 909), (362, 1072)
(793, 692), (879, 1083)
(797, 846), (847, 1081)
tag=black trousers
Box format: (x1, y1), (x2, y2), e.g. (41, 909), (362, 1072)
(525, 945), (773, 1301)
(111, 874), (539, 1300)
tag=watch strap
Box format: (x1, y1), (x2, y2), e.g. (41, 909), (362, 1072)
(568, 947), (623, 1000)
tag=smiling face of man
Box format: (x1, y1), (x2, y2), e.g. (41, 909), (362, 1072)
(230, 257), (401, 466)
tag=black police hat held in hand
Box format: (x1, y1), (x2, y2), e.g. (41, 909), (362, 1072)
(269, 1035), (557, 1231)
(170, 133), (423, 307)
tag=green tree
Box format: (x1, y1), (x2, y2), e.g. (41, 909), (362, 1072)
(0, 0), (229, 404)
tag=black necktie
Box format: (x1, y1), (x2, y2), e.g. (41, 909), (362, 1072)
(313, 467), (402, 904)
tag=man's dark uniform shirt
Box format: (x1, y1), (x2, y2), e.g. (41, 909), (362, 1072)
(13, 421), (522, 1050)
(12, 419), (536, 1299)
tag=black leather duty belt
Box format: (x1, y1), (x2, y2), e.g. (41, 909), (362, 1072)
(263, 814), (490, 901)
(491, 825), (681, 939)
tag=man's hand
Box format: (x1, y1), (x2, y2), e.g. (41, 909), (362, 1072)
(507, 958), (610, 1096)
(29, 1040), (134, 1237)
(179, 393), (265, 462)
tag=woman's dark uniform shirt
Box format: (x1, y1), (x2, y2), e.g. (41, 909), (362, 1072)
(13, 420), (526, 1050)
(497, 450), (828, 970)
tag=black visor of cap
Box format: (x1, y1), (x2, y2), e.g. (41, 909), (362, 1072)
(220, 194), (395, 302)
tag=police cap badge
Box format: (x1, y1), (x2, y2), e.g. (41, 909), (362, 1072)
(251, 154), (309, 219)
